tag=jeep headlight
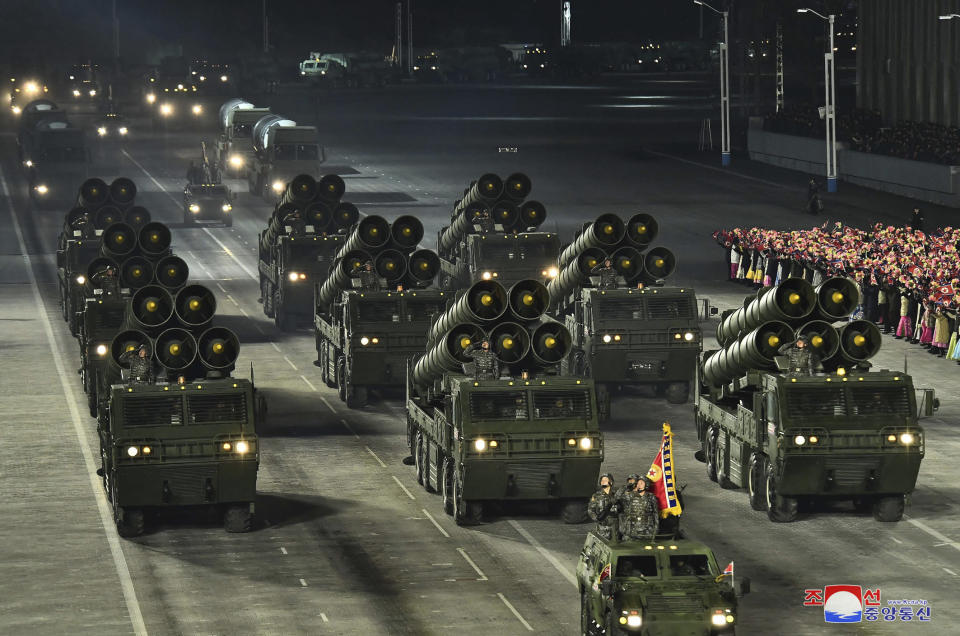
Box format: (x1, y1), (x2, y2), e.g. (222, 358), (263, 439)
(118, 127), (128, 135)
(474, 438), (487, 452)
(97, 126), (107, 136)
(900, 432), (915, 445)
(191, 104), (202, 115)
(221, 203), (232, 212)
(189, 203), (200, 213)
(620, 611), (642, 627)
(272, 180), (284, 193)
(146, 93), (156, 104)
(711, 609), (735, 626)
(95, 344), (108, 357)
(229, 154), (243, 168)
(159, 103), (173, 116)
(235, 440), (249, 454)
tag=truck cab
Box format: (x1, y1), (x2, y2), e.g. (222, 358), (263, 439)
(440, 232), (560, 290)
(249, 126), (325, 200)
(578, 532), (746, 636)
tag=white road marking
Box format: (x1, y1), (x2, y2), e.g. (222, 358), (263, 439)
(299, 578), (308, 587)
(943, 568), (957, 576)
(507, 519), (578, 588)
(365, 446), (387, 468)
(392, 475), (416, 500)
(320, 613), (329, 623)
(891, 537), (904, 545)
(905, 516), (960, 554)
(216, 282), (227, 293)
(284, 355), (298, 370)
(457, 548), (487, 580)
(341, 419), (360, 439)
(497, 593), (534, 631)
(280, 547), (288, 555)
(301, 375), (317, 391)
(271, 342), (282, 352)
(321, 396), (337, 414)
(226, 294), (239, 306)
(1, 168), (148, 636)
(422, 508), (450, 538)
(122, 149), (260, 280)
(238, 307), (250, 317)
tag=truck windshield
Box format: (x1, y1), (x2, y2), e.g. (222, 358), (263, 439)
(406, 299), (446, 323)
(275, 144), (320, 161)
(783, 385), (912, 419)
(477, 240), (557, 263)
(592, 296), (696, 321)
(356, 300), (403, 323)
(616, 555), (659, 578)
(233, 123), (253, 137)
(40, 146), (85, 162)
(668, 554), (714, 577)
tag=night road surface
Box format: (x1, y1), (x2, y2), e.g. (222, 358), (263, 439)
(1, 76), (958, 635)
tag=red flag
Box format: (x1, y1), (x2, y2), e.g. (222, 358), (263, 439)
(647, 423), (682, 518)
(723, 561), (734, 577)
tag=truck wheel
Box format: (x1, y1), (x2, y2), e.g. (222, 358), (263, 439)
(453, 472), (482, 526)
(263, 283), (275, 318)
(68, 310), (79, 338)
(873, 495), (905, 522)
(87, 381), (98, 418)
(581, 591), (592, 636)
(747, 453), (767, 511)
(765, 459), (798, 522)
(224, 504), (253, 532)
(665, 381), (690, 404)
(337, 358), (347, 402)
(705, 428), (718, 482)
(418, 432), (435, 493)
(605, 611), (627, 636)
(715, 435), (735, 489)
(117, 508), (144, 538)
(441, 457), (454, 515)
(560, 499), (589, 524)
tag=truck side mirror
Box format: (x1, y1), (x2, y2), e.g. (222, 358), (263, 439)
(737, 576), (751, 597)
(600, 580), (613, 596)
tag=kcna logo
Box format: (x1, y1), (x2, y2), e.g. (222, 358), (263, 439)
(804, 586), (932, 623)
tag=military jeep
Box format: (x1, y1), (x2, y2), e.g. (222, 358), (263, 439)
(577, 531), (748, 636)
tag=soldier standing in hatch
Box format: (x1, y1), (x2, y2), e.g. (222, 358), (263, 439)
(350, 260), (382, 291)
(475, 210), (495, 233)
(620, 476), (659, 540)
(91, 265), (120, 297)
(591, 259), (619, 289)
(615, 473), (639, 510)
(778, 335), (819, 375)
(463, 339), (500, 380)
(282, 209), (305, 236)
(588, 473), (618, 540)
(119, 344), (155, 384)
(69, 212), (93, 238)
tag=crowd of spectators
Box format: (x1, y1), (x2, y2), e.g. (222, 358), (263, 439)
(714, 221), (960, 360)
(762, 105), (960, 165)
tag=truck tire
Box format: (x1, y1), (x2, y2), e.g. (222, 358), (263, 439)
(87, 381), (98, 418)
(715, 435), (735, 489)
(415, 431), (426, 486)
(337, 357), (347, 402)
(274, 290), (293, 331)
(747, 453), (767, 511)
(224, 504), (253, 532)
(560, 499), (589, 524)
(665, 381), (690, 404)
(705, 427), (718, 482)
(873, 495), (905, 522)
(419, 432), (435, 492)
(441, 457), (455, 515)
(263, 282), (275, 318)
(581, 591), (592, 636)
(453, 471), (482, 526)
(117, 507), (144, 538)
(765, 459), (798, 522)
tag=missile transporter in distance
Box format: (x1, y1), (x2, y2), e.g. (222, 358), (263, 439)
(313, 209), (443, 407)
(549, 213), (699, 417)
(696, 277), (924, 522)
(216, 99), (272, 177)
(17, 99), (90, 206)
(247, 113), (325, 200)
(578, 531), (748, 636)
(258, 173), (357, 330)
(406, 278), (602, 525)
(436, 172), (560, 289)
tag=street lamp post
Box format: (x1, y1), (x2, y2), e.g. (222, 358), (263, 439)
(798, 8), (838, 193)
(695, 1), (731, 166)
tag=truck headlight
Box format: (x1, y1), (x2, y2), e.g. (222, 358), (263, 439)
(199, 75), (206, 82)
(474, 439), (487, 452)
(191, 104), (202, 115)
(794, 435), (806, 446)
(189, 203), (200, 213)
(95, 344), (108, 356)
(272, 180), (284, 193)
(229, 155), (243, 168)
(160, 103), (173, 116)
(900, 432), (915, 445)
(24, 81), (38, 94)
(97, 126), (107, 136)
(288, 271), (300, 282)
(481, 271), (497, 280)
(235, 440), (249, 454)
(360, 336), (370, 346)
(602, 334), (612, 343)
(146, 93), (156, 104)
(579, 437), (592, 450)
(220, 74), (228, 82)
(88, 89), (97, 97)
(73, 89), (81, 97)
(684, 331), (696, 341)
(35, 184), (48, 195)
(24, 159), (33, 167)
(542, 266), (559, 278)
(222, 203), (232, 212)
(76, 275), (86, 285)
(118, 127), (128, 135)
(12, 105), (22, 114)
(127, 446), (139, 457)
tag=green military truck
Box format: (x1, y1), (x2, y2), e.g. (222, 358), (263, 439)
(696, 277), (925, 522)
(436, 172), (559, 290)
(578, 531), (747, 636)
(313, 210), (442, 407)
(406, 279), (602, 525)
(98, 378), (260, 537)
(216, 99), (272, 177)
(549, 213), (698, 415)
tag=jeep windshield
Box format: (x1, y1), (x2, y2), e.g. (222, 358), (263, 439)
(615, 555), (659, 579)
(667, 553), (716, 578)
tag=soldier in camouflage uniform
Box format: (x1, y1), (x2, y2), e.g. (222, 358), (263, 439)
(588, 473), (617, 540)
(463, 339), (500, 380)
(69, 212), (93, 238)
(475, 210), (495, 234)
(119, 344), (155, 384)
(778, 335), (819, 375)
(591, 259), (619, 289)
(614, 473), (640, 510)
(351, 261), (382, 291)
(91, 265), (120, 297)
(619, 476), (660, 540)
(282, 209), (305, 236)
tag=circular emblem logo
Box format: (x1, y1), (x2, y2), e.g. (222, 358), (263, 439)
(647, 465), (663, 483)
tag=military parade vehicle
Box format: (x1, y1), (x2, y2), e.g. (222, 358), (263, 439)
(247, 113), (325, 200)
(313, 207), (442, 407)
(65, 62), (102, 101)
(216, 99), (272, 177)
(695, 276), (925, 522)
(184, 183), (234, 226)
(7, 74), (49, 115)
(143, 57), (208, 129)
(257, 173), (355, 330)
(578, 530), (747, 636)
(406, 278), (602, 525)
(548, 213), (699, 417)
(436, 172), (559, 290)
(16, 100), (89, 206)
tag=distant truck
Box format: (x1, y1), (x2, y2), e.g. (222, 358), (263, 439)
(246, 114), (325, 200)
(578, 531), (748, 636)
(299, 52), (395, 87)
(216, 99), (272, 177)
(17, 101), (89, 206)
(143, 56), (208, 129)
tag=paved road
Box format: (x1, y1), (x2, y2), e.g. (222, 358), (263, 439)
(1, 77), (958, 635)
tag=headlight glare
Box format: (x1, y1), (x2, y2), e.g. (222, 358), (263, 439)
(36, 184), (48, 194)
(95, 344), (108, 356)
(360, 336), (370, 346)
(118, 127), (128, 135)
(146, 93), (156, 103)
(222, 203), (232, 212)
(272, 180), (284, 193)
(794, 435), (806, 446)
(191, 104), (202, 115)
(474, 439), (487, 452)
(229, 155), (243, 167)
(97, 126), (107, 136)
(76, 275), (86, 285)
(684, 331), (695, 341)
(602, 334), (612, 343)
(900, 432), (915, 445)
(579, 437), (592, 450)
(126, 446), (139, 457)
(288, 271), (299, 282)
(235, 441), (249, 454)
(189, 203), (200, 213)
(627, 615), (642, 627)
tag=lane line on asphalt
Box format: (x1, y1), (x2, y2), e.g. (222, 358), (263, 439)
(216, 282), (227, 293)
(301, 375), (317, 391)
(280, 547), (288, 555)
(507, 519), (578, 588)
(271, 342), (282, 352)
(321, 396), (337, 414)
(1, 168), (148, 636)
(299, 578), (308, 587)
(392, 475), (416, 500)
(497, 593), (534, 632)
(226, 294), (239, 306)
(422, 508), (450, 538)
(366, 446), (387, 467)
(341, 419), (360, 439)
(905, 516), (960, 554)
(284, 355), (298, 370)
(457, 548), (488, 581)
(944, 568), (957, 576)
(121, 149), (259, 280)
(320, 613), (329, 623)
(891, 537), (903, 545)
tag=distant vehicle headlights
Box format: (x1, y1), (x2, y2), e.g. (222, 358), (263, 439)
(159, 103), (173, 116)
(12, 105), (21, 115)
(189, 203), (200, 213)
(35, 184), (49, 195)
(23, 81), (39, 94)
(23, 159), (33, 167)
(97, 126), (107, 137)
(191, 104), (203, 115)
(73, 89), (81, 97)
(221, 203), (232, 212)
(288, 271), (307, 282)
(146, 93), (156, 104)
(88, 89), (97, 97)
(220, 74), (228, 82)
(118, 127), (128, 135)
(229, 155), (244, 168)
(199, 75), (206, 82)
(271, 180), (284, 193)
(480, 271), (498, 280)
(542, 266), (559, 278)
